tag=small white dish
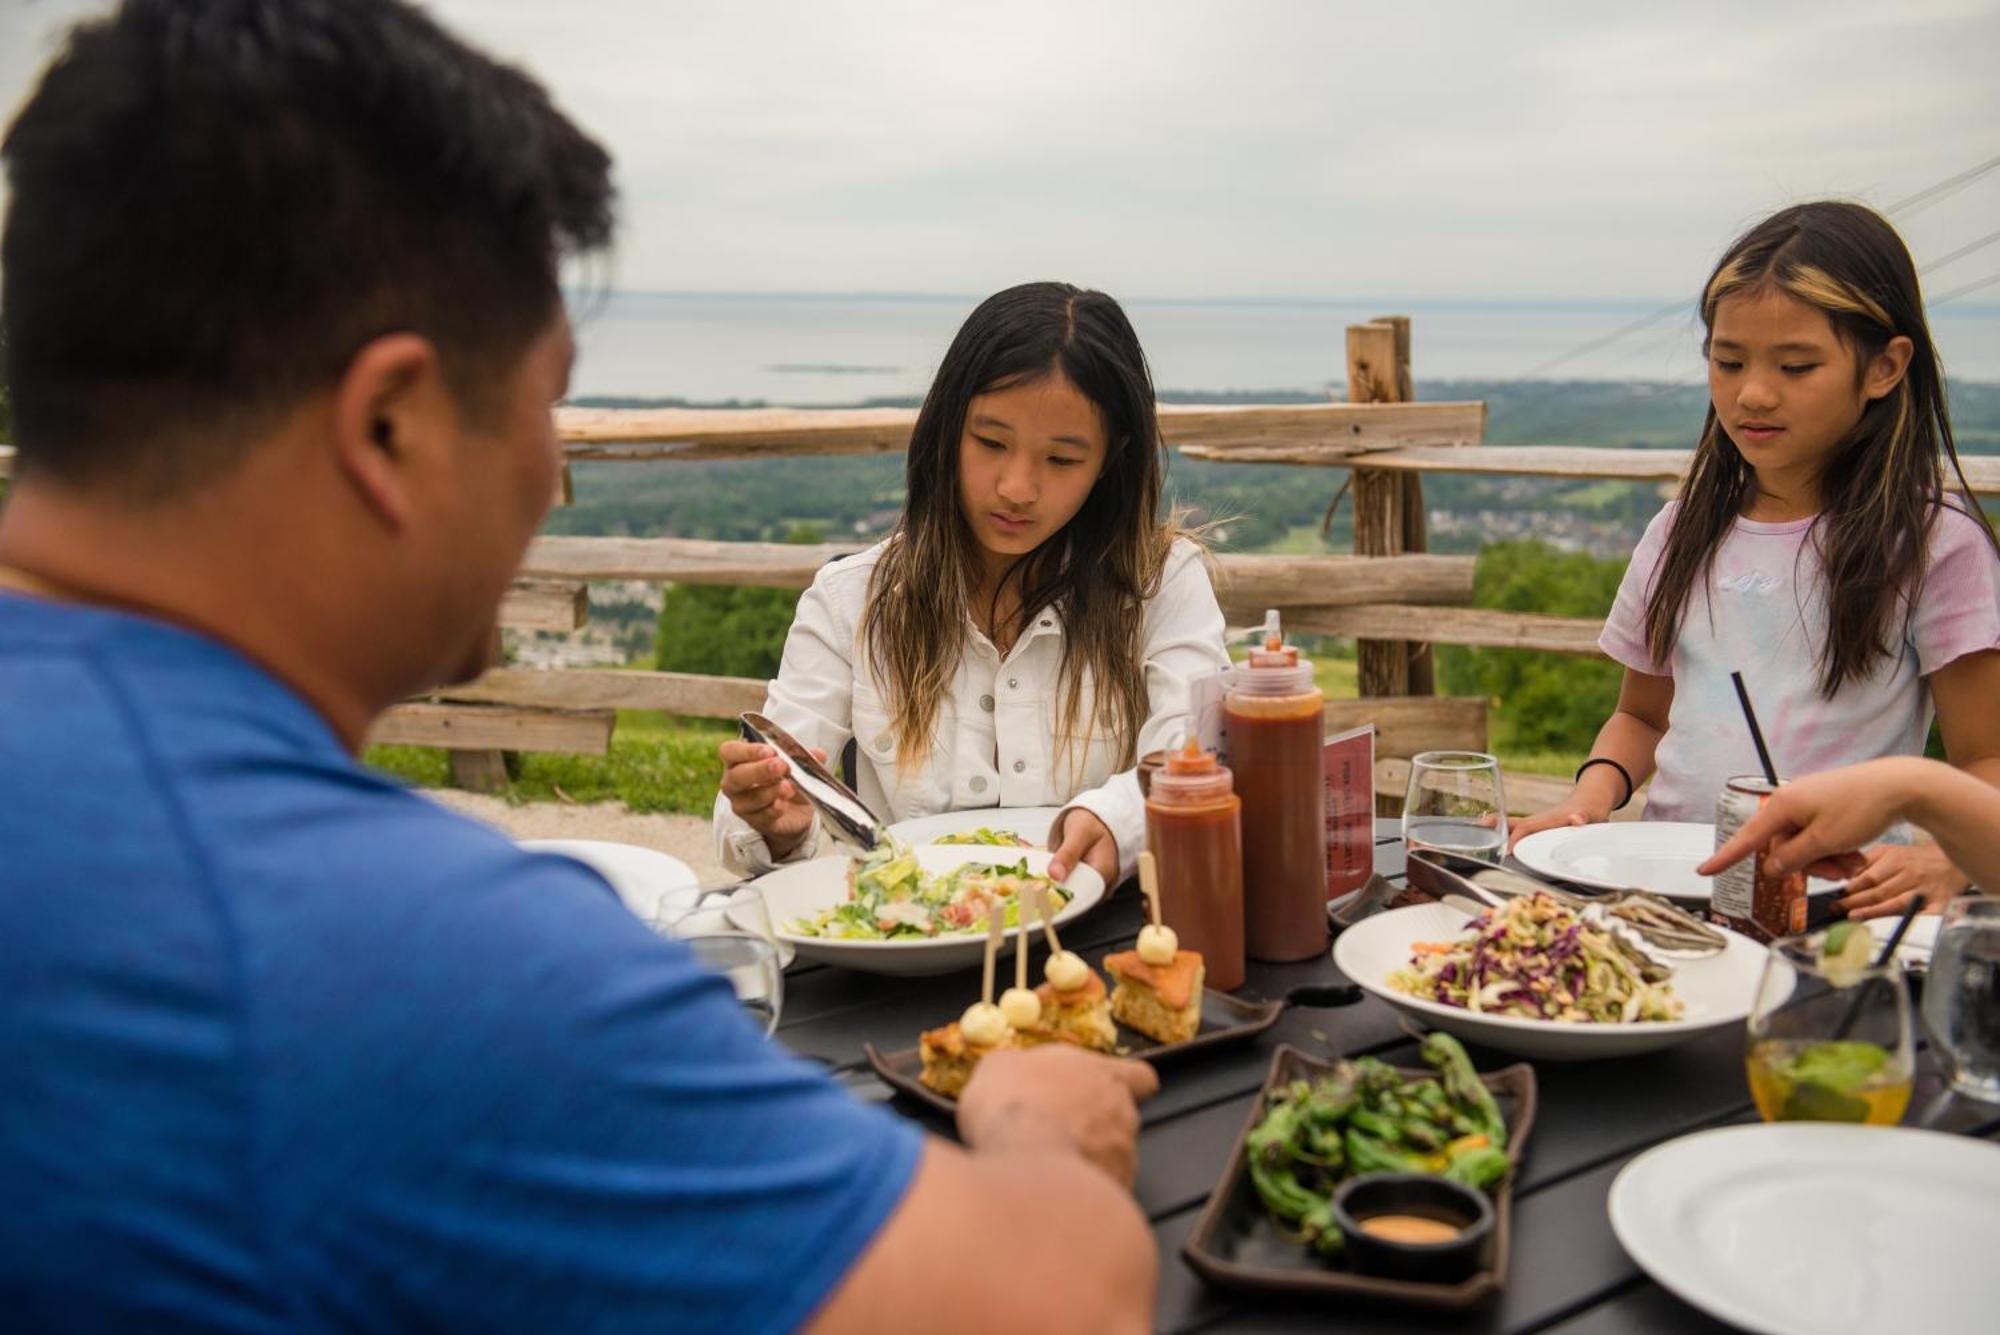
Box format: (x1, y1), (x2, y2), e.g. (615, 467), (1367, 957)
(1332, 900), (1773, 1061)
(1865, 912), (1942, 969)
(1514, 821), (1841, 902)
(885, 806), (1065, 849)
(750, 844), (1104, 977)
(1609, 1123), (2000, 1335)
(518, 838), (700, 921)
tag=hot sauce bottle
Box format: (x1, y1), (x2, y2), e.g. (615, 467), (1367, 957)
(1229, 610), (1329, 962)
(1144, 737), (1245, 991)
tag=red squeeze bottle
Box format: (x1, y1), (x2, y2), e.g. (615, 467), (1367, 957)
(1144, 737), (1245, 991)
(1229, 610), (1329, 962)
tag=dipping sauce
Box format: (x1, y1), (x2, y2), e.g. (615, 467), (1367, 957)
(1356, 1214), (1463, 1245)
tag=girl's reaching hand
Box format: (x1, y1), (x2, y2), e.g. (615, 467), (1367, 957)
(1048, 808), (1119, 888)
(1506, 791), (1606, 852)
(1835, 841), (1969, 921)
(718, 739), (825, 859)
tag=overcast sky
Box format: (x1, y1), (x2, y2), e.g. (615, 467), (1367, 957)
(3, 0), (1998, 305)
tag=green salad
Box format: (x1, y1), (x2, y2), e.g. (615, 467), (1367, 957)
(932, 827), (1033, 848)
(788, 837), (1071, 941)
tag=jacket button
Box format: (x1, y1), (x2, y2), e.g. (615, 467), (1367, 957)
(874, 731), (892, 751)
(1007, 677), (1019, 690)
(979, 694), (994, 711)
(1012, 759), (1026, 774)
(969, 776), (987, 794)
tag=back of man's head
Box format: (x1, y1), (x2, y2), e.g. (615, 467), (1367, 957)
(2, 0), (614, 499)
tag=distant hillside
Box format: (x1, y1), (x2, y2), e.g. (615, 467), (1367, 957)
(550, 379), (1999, 559)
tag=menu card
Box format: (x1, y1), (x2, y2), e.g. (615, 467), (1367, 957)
(1323, 724), (1375, 902)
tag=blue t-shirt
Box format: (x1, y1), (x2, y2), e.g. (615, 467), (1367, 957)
(0, 593), (921, 1332)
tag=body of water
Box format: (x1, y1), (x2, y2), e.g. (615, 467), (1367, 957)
(568, 290), (2000, 404)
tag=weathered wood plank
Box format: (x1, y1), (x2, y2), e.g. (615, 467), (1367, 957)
(1374, 757), (1645, 821)
(1288, 603), (1608, 656)
(1179, 442), (2000, 495)
(1348, 319), (1431, 698)
(553, 400), (1486, 461)
(497, 578), (589, 633)
(1215, 552), (1471, 609)
(1324, 695), (1487, 758)
(432, 667), (768, 719)
(369, 702), (614, 754)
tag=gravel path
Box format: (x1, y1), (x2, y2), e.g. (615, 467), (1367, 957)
(427, 790), (730, 884)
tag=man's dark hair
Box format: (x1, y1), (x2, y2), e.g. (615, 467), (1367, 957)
(1, 0), (615, 496)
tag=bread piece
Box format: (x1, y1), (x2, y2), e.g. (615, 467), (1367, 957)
(917, 1021), (1016, 1097)
(1103, 948), (1205, 1044)
(1031, 969), (1117, 1053)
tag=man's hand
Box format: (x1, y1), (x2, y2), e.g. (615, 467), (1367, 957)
(957, 1045), (1158, 1187)
(717, 739), (825, 859)
(1048, 807), (1120, 886)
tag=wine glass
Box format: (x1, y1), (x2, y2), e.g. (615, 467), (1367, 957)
(1402, 751), (1508, 864)
(1920, 898), (2000, 1104)
(1745, 929), (1914, 1124)
(655, 886), (784, 1036)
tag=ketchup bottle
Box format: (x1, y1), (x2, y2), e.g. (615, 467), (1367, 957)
(1144, 737), (1245, 991)
(1229, 610), (1328, 962)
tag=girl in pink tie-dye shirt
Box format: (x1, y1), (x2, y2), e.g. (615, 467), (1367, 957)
(1513, 201), (2000, 920)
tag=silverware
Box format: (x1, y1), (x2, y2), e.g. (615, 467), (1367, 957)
(739, 712), (888, 854)
(1406, 849), (1726, 957)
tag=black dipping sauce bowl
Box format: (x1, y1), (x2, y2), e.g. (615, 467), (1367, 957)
(1332, 1173), (1494, 1283)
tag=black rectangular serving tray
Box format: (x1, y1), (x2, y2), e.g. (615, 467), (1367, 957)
(864, 988), (1285, 1116)
(1181, 1043), (1538, 1310)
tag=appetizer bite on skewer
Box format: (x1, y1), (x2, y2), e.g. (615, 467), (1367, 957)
(919, 906), (1019, 1095)
(1104, 851), (1205, 1044)
(1026, 883), (1117, 1053)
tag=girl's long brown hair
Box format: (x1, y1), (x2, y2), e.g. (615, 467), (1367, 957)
(860, 282), (1175, 773)
(1646, 201), (1996, 696)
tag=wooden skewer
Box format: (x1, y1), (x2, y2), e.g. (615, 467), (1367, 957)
(1137, 850), (1164, 929)
(1014, 887), (1031, 993)
(1035, 882), (1062, 954)
(981, 897), (1004, 1006)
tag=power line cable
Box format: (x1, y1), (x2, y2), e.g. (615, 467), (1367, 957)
(1504, 152), (2000, 382)
(1921, 227), (2000, 273)
(1931, 270), (2000, 306)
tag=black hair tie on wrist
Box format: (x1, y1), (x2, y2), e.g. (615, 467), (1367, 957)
(1574, 757), (1635, 812)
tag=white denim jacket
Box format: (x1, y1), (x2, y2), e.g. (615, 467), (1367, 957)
(713, 537), (1229, 884)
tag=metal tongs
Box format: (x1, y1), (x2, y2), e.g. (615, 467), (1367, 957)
(1405, 848), (1727, 958)
(739, 712), (889, 854)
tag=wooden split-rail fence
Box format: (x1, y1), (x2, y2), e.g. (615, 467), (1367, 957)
(5, 317), (1996, 813)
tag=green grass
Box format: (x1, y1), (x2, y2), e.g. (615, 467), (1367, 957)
(364, 710), (734, 815)
(1263, 523), (1339, 555)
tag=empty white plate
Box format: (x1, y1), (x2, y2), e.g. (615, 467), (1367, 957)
(517, 838), (700, 921)
(1514, 821), (1841, 902)
(1610, 1123), (2000, 1334)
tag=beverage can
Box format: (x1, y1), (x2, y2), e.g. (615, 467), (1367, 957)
(1713, 775), (1807, 943)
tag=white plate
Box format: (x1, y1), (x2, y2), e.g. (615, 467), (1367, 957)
(1333, 900), (1773, 1060)
(518, 838), (700, 921)
(886, 806), (1065, 849)
(750, 845), (1105, 976)
(1610, 1123), (2000, 1334)
(1514, 821), (1841, 902)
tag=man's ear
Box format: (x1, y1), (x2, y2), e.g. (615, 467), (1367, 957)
(1862, 334), (1914, 403)
(328, 333), (454, 530)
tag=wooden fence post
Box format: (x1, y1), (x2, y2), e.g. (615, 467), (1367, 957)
(448, 626), (511, 793)
(1347, 316), (1433, 698)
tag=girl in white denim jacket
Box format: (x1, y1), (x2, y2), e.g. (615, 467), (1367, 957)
(714, 283), (1230, 889)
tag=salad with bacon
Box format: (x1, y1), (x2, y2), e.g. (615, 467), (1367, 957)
(1389, 892), (1684, 1024)
(788, 836), (1069, 940)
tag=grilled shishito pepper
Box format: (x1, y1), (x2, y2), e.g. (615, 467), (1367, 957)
(1420, 1031), (1508, 1145)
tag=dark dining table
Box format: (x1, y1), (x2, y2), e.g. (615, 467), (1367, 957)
(773, 822), (2000, 1333)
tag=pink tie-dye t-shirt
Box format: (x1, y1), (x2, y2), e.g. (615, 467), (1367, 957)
(1599, 501), (2000, 822)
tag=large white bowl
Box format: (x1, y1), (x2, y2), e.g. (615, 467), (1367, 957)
(750, 845), (1106, 976)
(1333, 901), (1773, 1061)
(886, 806), (1065, 848)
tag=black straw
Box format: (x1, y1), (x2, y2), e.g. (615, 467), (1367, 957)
(1729, 671), (1780, 787)
(1831, 899), (1924, 1041)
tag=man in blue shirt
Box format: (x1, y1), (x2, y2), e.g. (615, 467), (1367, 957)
(0, 2), (1158, 1330)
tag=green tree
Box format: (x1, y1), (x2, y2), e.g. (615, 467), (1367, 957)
(654, 523), (824, 679)
(1437, 541), (1628, 754)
